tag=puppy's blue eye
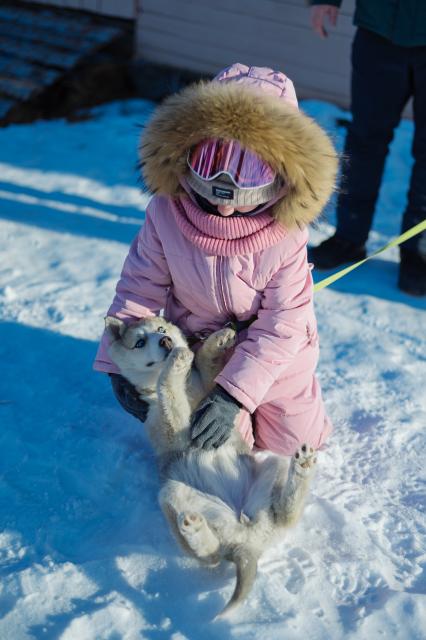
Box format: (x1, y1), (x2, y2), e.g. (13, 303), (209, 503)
(134, 338), (146, 349)
(158, 326), (166, 333)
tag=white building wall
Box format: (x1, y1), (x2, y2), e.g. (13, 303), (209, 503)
(135, 0), (357, 107)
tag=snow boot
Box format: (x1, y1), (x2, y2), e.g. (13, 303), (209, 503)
(309, 234), (366, 270)
(398, 250), (426, 297)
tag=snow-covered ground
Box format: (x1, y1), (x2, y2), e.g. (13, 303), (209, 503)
(0, 98), (425, 640)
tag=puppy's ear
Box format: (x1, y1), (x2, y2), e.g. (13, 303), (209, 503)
(104, 316), (126, 342)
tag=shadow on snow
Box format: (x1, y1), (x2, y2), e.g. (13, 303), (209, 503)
(0, 181), (144, 244)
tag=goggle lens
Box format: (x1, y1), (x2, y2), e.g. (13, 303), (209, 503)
(187, 139), (276, 189)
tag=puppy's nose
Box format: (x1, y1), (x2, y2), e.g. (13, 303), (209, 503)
(159, 336), (173, 351)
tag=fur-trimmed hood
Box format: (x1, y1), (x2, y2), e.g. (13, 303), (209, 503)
(139, 66), (338, 228)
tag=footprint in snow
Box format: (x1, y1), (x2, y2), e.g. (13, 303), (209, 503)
(285, 548), (316, 595)
(47, 305), (64, 323)
(329, 565), (385, 608)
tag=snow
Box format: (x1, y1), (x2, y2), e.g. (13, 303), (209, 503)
(0, 97), (425, 640)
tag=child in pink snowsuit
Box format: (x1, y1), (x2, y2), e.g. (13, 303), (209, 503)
(94, 63), (338, 456)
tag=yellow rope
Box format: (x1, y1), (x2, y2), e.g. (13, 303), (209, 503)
(313, 219), (426, 292)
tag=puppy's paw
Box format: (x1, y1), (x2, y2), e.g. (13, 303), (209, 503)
(168, 347), (194, 372)
(178, 511), (205, 534)
(210, 327), (237, 351)
(178, 511), (220, 559)
(292, 444), (317, 476)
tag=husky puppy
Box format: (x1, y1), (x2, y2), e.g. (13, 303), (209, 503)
(105, 315), (317, 617)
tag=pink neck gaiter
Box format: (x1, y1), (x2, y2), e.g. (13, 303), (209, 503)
(171, 196), (287, 256)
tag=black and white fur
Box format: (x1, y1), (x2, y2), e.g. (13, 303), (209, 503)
(105, 315), (317, 618)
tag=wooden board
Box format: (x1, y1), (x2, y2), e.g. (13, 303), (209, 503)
(21, 0), (136, 20)
(0, 1), (125, 122)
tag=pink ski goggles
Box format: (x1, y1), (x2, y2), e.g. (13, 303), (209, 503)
(187, 138), (277, 189)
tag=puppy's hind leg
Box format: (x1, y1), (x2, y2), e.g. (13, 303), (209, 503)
(178, 512), (220, 562)
(161, 500), (201, 560)
(272, 444), (317, 528)
(159, 483), (220, 564)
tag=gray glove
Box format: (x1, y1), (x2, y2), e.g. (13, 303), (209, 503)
(109, 373), (149, 422)
(190, 385), (242, 450)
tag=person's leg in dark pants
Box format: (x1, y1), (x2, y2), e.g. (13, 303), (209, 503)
(399, 45), (426, 296)
(311, 29), (411, 269)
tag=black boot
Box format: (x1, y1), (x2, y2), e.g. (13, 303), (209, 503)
(398, 250), (426, 297)
(309, 234), (366, 270)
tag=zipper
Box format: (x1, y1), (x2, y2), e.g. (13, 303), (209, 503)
(215, 255), (231, 317)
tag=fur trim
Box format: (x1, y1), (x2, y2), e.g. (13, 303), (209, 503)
(139, 81), (338, 228)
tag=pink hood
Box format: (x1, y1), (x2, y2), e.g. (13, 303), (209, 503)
(139, 62), (338, 230)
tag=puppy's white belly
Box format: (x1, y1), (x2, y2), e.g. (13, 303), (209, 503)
(167, 447), (279, 518)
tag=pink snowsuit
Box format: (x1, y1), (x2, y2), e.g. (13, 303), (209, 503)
(94, 63), (338, 455)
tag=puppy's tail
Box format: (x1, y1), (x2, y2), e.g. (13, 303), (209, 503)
(216, 547), (258, 619)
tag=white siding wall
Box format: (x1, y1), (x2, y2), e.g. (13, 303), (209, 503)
(135, 0), (357, 107)
(22, 0), (136, 20)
